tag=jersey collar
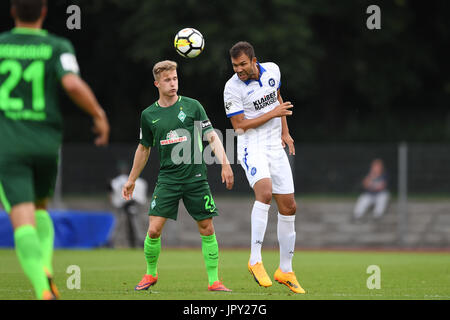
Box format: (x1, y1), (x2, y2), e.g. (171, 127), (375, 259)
(155, 96), (182, 108)
(12, 27), (48, 36)
(243, 62), (266, 87)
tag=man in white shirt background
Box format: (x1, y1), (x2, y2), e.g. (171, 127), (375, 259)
(110, 161), (148, 247)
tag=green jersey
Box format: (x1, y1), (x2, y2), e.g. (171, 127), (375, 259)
(140, 96), (214, 184)
(0, 28), (80, 156)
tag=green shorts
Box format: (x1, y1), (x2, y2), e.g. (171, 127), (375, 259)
(0, 153), (58, 213)
(149, 180), (218, 221)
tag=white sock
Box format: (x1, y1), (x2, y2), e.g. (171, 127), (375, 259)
(249, 201), (270, 266)
(277, 213), (296, 273)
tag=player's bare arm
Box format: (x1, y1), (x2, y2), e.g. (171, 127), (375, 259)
(205, 130), (234, 190)
(229, 101), (293, 133)
(61, 73), (110, 146)
(122, 144), (151, 200)
(278, 90), (295, 155)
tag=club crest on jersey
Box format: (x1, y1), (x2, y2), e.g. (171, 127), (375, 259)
(160, 130), (188, 145)
(268, 78), (276, 87)
(178, 110), (186, 122)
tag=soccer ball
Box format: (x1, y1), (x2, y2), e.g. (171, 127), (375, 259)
(174, 28), (205, 58)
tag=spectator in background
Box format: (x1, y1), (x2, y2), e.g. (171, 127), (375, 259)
(353, 159), (390, 221)
(110, 162), (148, 247)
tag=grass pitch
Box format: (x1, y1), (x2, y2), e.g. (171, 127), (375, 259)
(0, 248), (449, 300)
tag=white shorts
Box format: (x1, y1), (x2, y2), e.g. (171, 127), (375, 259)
(239, 146), (295, 194)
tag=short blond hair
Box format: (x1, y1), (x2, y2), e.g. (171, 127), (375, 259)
(153, 60), (178, 80)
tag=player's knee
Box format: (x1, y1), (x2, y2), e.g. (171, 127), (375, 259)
(256, 191), (272, 204)
(148, 227), (162, 239)
(198, 220), (215, 236)
(281, 201), (297, 216)
(199, 226), (214, 236)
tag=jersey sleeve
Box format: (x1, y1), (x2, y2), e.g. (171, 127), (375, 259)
(276, 64), (281, 90)
(277, 65), (282, 90)
(223, 81), (244, 118)
(195, 100), (214, 135)
(54, 39), (80, 80)
(139, 111), (154, 147)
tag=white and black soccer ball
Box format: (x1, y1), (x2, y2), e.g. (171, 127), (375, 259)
(174, 28), (205, 58)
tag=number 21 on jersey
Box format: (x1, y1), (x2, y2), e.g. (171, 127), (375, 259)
(0, 59), (45, 111)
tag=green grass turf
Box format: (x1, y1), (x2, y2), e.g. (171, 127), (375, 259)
(0, 248), (449, 300)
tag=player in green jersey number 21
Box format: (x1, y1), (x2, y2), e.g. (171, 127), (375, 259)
(122, 60), (234, 292)
(0, 0), (110, 300)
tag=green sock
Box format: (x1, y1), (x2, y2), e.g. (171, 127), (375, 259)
(14, 225), (50, 300)
(144, 234), (161, 276)
(35, 210), (54, 275)
(201, 233), (219, 286)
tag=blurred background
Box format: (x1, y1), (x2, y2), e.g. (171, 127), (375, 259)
(0, 0), (449, 250)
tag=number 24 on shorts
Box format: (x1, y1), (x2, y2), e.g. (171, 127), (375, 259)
(204, 195), (216, 213)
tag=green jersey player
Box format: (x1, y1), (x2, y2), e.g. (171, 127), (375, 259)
(0, 0), (110, 300)
(122, 60), (234, 292)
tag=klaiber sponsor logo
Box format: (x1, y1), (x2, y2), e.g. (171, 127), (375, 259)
(253, 91), (277, 111)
